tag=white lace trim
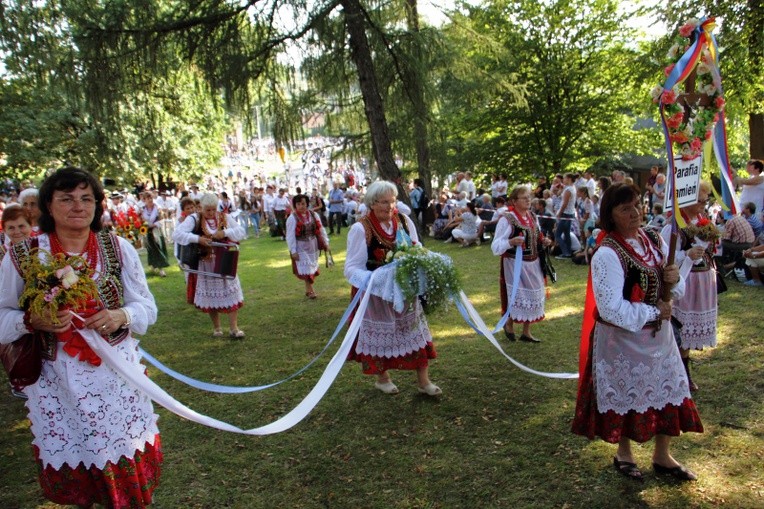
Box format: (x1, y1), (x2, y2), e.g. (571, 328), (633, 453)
(674, 308), (718, 349)
(503, 257), (545, 322)
(294, 238), (321, 276)
(25, 339), (160, 470)
(593, 323), (691, 415)
(356, 295), (432, 358)
(193, 259), (244, 309)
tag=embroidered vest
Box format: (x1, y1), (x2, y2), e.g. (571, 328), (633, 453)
(600, 229), (664, 307)
(10, 230), (128, 361)
(503, 211), (540, 261)
(360, 213), (410, 271)
(294, 212), (318, 240)
(678, 227), (713, 272)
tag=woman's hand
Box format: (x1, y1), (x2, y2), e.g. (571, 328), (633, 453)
(542, 237), (552, 247)
(213, 230), (226, 240)
(509, 235), (525, 247)
(199, 236), (212, 247)
(291, 252), (300, 261)
(663, 263), (680, 285)
(656, 299), (672, 321)
(83, 309), (127, 335)
(28, 309), (72, 334)
(687, 246), (704, 261)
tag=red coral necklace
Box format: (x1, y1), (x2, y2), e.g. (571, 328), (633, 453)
(50, 231), (99, 268)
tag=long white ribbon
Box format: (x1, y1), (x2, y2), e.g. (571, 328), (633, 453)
(71, 277), (374, 435)
(457, 291), (578, 380)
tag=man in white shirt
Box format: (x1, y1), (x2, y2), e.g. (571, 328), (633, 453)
(262, 185), (276, 225)
(555, 173), (577, 259)
(273, 187), (290, 240)
(463, 171), (477, 201)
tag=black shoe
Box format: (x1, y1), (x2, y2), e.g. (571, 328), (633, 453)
(614, 457), (644, 482)
(503, 329), (516, 341)
(653, 462), (697, 481)
(519, 334), (541, 343)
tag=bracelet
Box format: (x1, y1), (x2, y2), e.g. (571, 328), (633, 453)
(119, 308), (131, 330)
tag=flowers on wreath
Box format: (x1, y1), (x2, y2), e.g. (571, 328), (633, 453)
(113, 208), (147, 246)
(387, 240), (462, 315)
(19, 249), (100, 324)
(650, 17), (724, 160)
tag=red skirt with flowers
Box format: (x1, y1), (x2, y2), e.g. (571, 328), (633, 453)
(35, 435), (163, 509)
(572, 336), (703, 443)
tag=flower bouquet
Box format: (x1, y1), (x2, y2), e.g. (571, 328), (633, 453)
(389, 241), (462, 314)
(685, 217), (720, 245)
(18, 249), (100, 324)
(113, 208), (147, 247)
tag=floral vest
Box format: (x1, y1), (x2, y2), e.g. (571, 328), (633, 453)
(10, 230), (128, 361)
(600, 229), (664, 306)
(360, 213), (410, 271)
(503, 211), (541, 261)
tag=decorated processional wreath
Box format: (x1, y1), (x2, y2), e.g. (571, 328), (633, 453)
(650, 18), (725, 161)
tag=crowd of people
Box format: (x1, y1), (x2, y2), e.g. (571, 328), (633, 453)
(1, 158), (763, 507)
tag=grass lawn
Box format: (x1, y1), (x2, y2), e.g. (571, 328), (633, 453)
(1, 228), (762, 508)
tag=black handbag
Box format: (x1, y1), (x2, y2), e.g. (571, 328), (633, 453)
(0, 332), (42, 388)
(179, 216), (201, 270)
(538, 246), (557, 283)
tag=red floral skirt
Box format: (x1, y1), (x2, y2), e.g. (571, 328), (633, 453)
(35, 435), (163, 509)
(572, 338), (703, 443)
(348, 343), (437, 375)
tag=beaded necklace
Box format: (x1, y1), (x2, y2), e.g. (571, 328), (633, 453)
(50, 230), (99, 269)
(201, 212), (227, 237)
(610, 229), (661, 267)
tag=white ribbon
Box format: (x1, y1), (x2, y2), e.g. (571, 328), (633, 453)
(457, 291), (578, 380)
(71, 276), (374, 435)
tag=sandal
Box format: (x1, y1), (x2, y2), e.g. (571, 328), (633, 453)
(212, 329), (224, 337)
(613, 457), (644, 482)
(418, 383), (442, 396)
(374, 381), (399, 394)
(229, 329), (246, 339)
(653, 462), (697, 481)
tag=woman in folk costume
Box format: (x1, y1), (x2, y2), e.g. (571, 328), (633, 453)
(661, 181), (716, 392)
(286, 193), (329, 299)
(141, 191), (170, 277)
(491, 185), (552, 343)
(344, 181), (441, 396)
(174, 193), (246, 338)
(572, 183), (702, 482)
(0, 167), (162, 508)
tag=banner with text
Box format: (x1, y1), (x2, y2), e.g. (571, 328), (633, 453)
(665, 154), (702, 211)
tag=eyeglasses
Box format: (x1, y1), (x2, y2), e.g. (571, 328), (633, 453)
(53, 196), (97, 207)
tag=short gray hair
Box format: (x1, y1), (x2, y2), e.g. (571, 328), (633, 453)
(18, 188), (39, 203)
(363, 181), (398, 208)
(200, 193), (219, 209)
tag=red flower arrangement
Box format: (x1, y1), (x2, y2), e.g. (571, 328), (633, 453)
(113, 208), (147, 246)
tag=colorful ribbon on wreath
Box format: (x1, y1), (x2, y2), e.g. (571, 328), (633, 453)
(658, 17), (738, 229)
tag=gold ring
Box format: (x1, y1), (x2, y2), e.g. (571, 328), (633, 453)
(101, 325), (107, 330)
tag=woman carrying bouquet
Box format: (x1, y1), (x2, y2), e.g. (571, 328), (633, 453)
(344, 181), (441, 396)
(491, 185), (552, 343)
(174, 193), (246, 338)
(572, 183), (702, 482)
(661, 181), (717, 391)
(0, 166), (162, 508)
(286, 194), (329, 299)
(141, 191), (170, 277)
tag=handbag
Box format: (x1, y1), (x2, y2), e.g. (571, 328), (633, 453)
(0, 332), (42, 387)
(178, 216), (201, 270)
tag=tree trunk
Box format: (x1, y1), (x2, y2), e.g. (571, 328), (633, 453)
(405, 0), (433, 206)
(749, 0), (764, 159)
(341, 0), (407, 200)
